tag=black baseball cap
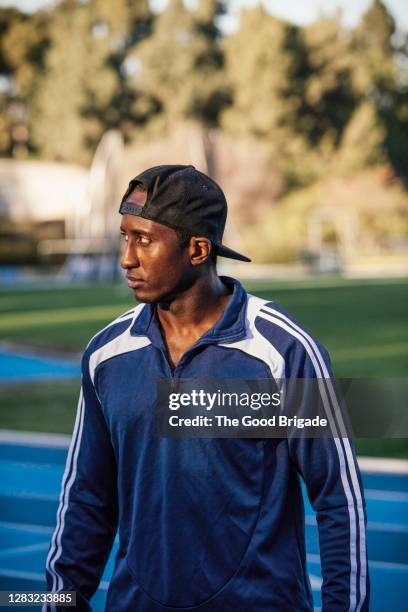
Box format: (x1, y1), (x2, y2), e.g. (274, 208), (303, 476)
(119, 164), (251, 262)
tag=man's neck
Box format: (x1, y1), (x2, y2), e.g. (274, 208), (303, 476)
(155, 273), (232, 370)
(156, 273), (231, 340)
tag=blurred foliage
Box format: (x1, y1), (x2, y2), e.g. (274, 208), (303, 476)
(0, 0), (154, 161)
(134, 0), (229, 131)
(0, 0), (407, 262)
(222, 7), (314, 186)
(245, 168), (408, 262)
(0, 0), (405, 171)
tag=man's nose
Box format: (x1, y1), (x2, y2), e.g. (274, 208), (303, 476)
(120, 242), (139, 269)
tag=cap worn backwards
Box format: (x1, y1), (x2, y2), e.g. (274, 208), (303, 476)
(119, 164), (251, 263)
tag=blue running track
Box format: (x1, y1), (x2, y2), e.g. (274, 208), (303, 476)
(0, 433), (407, 611)
(0, 351), (80, 382)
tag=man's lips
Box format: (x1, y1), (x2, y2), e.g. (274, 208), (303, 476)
(126, 275), (146, 289)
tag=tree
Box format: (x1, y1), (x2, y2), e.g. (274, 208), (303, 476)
(31, 0), (153, 162)
(0, 7), (49, 156)
(223, 6), (293, 138)
(335, 101), (386, 176)
(222, 6), (316, 186)
(132, 0), (228, 130)
(352, 0), (408, 182)
(300, 16), (357, 146)
(31, 2), (94, 162)
(353, 0), (396, 95)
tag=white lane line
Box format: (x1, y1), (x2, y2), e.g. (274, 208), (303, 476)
(0, 430), (70, 448)
(358, 457), (408, 474)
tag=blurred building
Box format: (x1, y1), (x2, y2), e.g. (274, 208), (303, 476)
(0, 158), (87, 230)
(0, 131), (125, 279)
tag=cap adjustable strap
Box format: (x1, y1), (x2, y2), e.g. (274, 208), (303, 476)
(119, 201), (144, 216)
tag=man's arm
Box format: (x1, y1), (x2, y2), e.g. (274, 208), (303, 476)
(287, 343), (369, 612)
(44, 349), (118, 610)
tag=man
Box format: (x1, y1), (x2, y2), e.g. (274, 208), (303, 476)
(45, 165), (369, 611)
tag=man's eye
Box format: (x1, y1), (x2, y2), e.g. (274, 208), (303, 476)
(138, 236), (151, 245)
(120, 233), (128, 242)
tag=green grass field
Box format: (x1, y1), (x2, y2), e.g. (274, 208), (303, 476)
(0, 276), (407, 456)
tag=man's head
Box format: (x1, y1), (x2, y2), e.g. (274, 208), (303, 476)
(119, 165), (250, 303)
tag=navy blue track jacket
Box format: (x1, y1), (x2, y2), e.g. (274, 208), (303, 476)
(45, 277), (369, 611)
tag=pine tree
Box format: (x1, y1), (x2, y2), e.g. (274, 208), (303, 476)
(31, 2), (94, 162)
(132, 0), (228, 129)
(0, 7), (49, 156)
(336, 101), (386, 175)
(31, 0), (153, 162)
(300, 16), (357, 145)
(352, 0), (407, 182)
(222, 6), (314, 186)
(353, 0), (396, 95)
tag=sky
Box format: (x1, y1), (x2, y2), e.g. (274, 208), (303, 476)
(0, 0), (407, 31)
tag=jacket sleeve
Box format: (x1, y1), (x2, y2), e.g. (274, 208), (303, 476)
(44, 349), (118, 610)
(286, 343), (369, 612)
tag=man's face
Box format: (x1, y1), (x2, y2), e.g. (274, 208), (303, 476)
(120, 190), (193, 303)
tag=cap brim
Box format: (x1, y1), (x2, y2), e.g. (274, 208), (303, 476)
(214, 242), (251, 262)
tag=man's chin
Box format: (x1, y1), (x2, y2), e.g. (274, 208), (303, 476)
(129, 282), (178, 305)
(131, 287), (157, 304)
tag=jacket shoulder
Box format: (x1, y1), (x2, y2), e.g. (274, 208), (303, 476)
(246, 293), (331, 377)
(85, 304), (144, 357)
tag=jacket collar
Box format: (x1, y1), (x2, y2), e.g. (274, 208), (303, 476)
(130, 276), (248, 345)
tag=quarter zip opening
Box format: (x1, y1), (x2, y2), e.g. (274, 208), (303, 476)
(154, 325), (248, 379)
(158, 344), (199, 379)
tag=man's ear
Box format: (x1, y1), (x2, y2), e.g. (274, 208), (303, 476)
(189, 237), (212, 266)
